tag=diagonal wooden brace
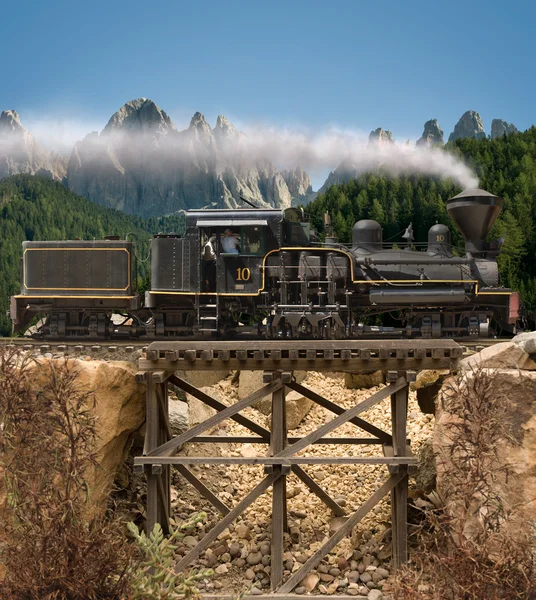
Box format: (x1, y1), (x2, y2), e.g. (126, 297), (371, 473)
(149, 379), (283, 457)
(277, 378), (407, 458)
(287, 380), (392, 444)
(174, 473), (276, 574)
(278, 473), (403, 593)
(168, 374), (271, 440)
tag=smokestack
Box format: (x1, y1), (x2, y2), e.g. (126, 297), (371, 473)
(447, 188), (502, 253)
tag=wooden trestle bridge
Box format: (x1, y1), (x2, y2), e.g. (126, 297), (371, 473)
(134, 339), (462, 598)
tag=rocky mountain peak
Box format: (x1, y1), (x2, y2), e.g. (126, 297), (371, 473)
(102, 98), (176, 136)
(188, 111), (213, 142)
(448, 110), (486, 143)
(0, 109), (66, 180)
(214, 115), (240, 140)
(416, 119), (444, 147)
(491, 119), (519, 139)
(369, 128), (394, 144)
(0, 110), (25, 133)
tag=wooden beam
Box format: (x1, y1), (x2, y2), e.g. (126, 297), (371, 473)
(168, 375), (271, 440)
(270, 384), (288, 591)
(278, 474), (403, 593)
(291, 465), (345, 517)
(149, 379), (283, 457)
(277, 378), (407, 458)
(176, 465), (230, 516)
(287, 381), (392, 444)
(391, 385), (409, 568)
(134, 456), (418, 466)
(189, 436), (384, 445)
(174, 474), (276, 574)
(155, 384), (173, 442)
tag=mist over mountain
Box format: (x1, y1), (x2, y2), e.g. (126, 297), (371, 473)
(0, 101), (523, 217)
(66, 99), (315, 217)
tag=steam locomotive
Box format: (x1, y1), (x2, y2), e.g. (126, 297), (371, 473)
(10, 188), (519, 340)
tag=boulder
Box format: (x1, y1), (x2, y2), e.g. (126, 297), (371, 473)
(254, 389), (313, 430)
(512, 330), (536, 356)
(434, 369), (536, 543)
(168, 399), (189, 437)
(28, 359), (145, 510)
(460, 341), (536, 371)
(238, 370), (306, 399)
(410, 369), (450, 414)
(179, 369), (230, 389)
(344, 370), (384, 389)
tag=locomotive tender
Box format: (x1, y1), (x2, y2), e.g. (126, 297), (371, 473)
(10, 188), (519, 340)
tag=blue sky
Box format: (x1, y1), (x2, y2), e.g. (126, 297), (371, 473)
(1, 0), (534, 187)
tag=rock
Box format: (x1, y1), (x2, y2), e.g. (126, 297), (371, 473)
(184, 385), (225, 428)
(168, 399), (189, 437)
(245, 568), (255, 580)
(368, 590), (383, 600)
(435, 369), (536, 544)
(512, 330), (536, 356)
(448, 110), (486, 142)
(319, 573), (335, 583)
(416, 119), (444, 146)
(369, 128), (394, 144)
(183, 536), (198, 548)
(375, 567), (389, 579)
(249, 587), (263, 595)
(295, 586), (306, 595)
(26, 359), (145, 512)
(329, 516), (349, 536)
(360, 572), (372, 583)
(246, 552), (263, 566)
(414, 438), (436, 495)
(179, 370), (230, 389)
(344, 371), (384, 390)
(242, 371), (312, 429)
(301, 573), (320, 592)
(411, 369), (450, 414)
(67, 98), (300, 216)
(460, 341), (536, 371)
(491, 119), (518, 139)
(214, 564), (228, 575)
(235, 523), (251, 539)
(239, 370), (306, 400)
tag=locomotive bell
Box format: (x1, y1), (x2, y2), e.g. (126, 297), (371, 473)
(447, 188), (502, 253)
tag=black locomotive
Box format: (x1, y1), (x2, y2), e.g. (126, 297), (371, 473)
(10, 188), (519, 340)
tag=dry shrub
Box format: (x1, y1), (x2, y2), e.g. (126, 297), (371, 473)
(394, 368), (536, 600)
(0, 345), (133, 600)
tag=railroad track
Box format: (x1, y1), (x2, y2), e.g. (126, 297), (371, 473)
(0, 336), (504, 357)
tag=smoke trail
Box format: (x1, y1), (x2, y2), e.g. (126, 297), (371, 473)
(236, 125), (479, 188)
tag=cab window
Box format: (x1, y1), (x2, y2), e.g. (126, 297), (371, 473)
(241, 227), (264, 255)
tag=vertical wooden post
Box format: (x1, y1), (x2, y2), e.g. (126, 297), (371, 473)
(391, 377), (409, 567)
(160, 381), (171, 535)
(270, 374), (288, 591)
(145, 377), (159, 534)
